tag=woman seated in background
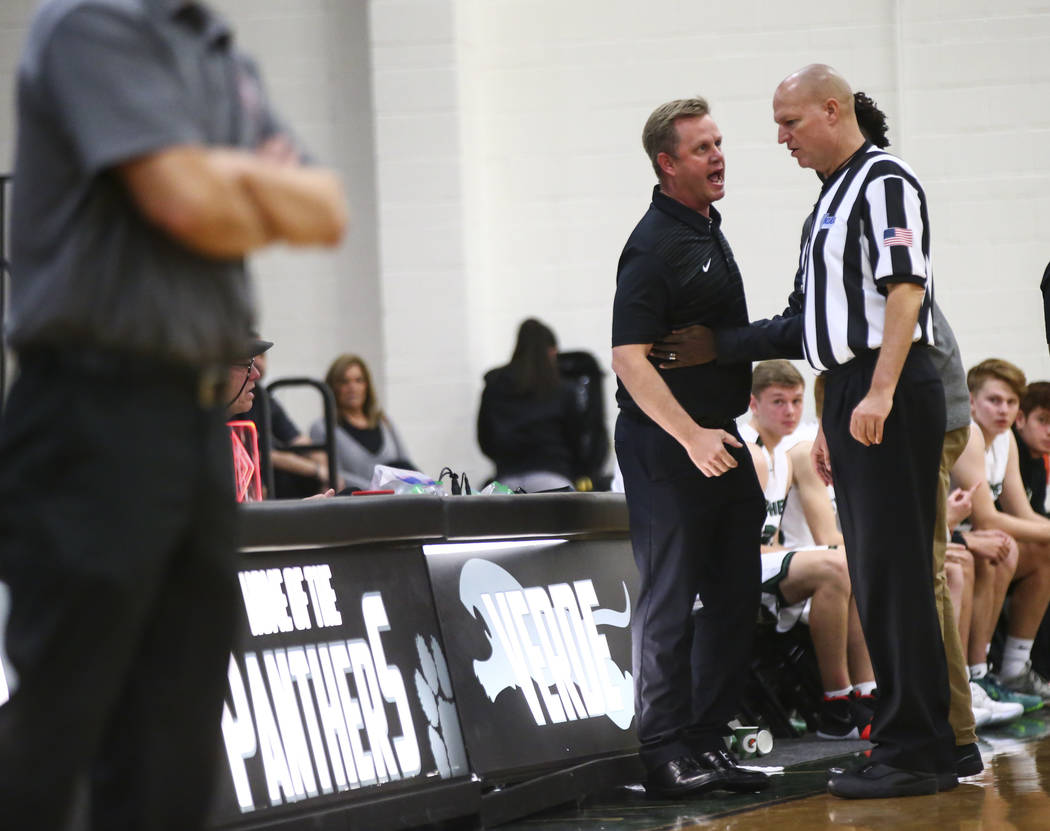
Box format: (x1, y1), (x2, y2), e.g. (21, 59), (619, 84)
(477, 318), (584, 492)
(310, 353), (415, 491)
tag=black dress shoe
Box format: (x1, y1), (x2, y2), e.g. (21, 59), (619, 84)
(645, 756), (726, 799)
(695, 748), (771, 792)
(827, 761), (938, 799)
(955, 742), (983, 777)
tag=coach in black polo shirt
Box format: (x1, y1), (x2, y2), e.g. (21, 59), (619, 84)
(771, 64), (955, 798)
(612, 98), (768, 799)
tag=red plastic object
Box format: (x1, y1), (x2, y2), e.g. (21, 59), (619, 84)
(228, 420), (263, 503)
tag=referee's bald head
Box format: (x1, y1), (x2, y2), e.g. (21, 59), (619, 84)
(773, 63), (866, 177)
(778, 64), (855, 118)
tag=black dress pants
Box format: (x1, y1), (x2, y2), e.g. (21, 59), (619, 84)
(0, 351), (239, 830)
(822, 346), (954, 774)
(616, 413), (764, 771)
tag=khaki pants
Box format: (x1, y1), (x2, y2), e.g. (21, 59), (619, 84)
(937, 425), (977, 746)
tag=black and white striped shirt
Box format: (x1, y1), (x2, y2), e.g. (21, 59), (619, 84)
(800, 143), (934, 372)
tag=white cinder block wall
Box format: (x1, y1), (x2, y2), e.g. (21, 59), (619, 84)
(2, 1), (1049, 487)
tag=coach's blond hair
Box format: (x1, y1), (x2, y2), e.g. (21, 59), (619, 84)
(642, 97), (710, 180)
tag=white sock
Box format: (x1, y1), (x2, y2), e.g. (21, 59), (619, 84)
(1001, 637), (1034, 680)
(969, 662), (988, 681)
(824, 686), (852, 699)
(853, 681), (877, 696)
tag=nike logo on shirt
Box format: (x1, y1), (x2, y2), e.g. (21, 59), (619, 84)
(702, 258), (712, 272)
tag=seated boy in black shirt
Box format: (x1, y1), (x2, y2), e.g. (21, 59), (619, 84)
(1014, 381), (1050, 516)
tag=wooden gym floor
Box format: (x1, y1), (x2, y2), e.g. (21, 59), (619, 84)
(502, 710), (1050, 830)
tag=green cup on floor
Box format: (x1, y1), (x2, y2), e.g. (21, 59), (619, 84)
(733, 726), (760, 759)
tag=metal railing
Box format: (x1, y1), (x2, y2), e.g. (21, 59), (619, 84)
(263, 377), (338, 498)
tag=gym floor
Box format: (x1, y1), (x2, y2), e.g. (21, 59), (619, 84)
(501, 711), (1050, 830)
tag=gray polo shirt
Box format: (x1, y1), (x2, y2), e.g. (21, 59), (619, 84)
(10, 0), (289, 366)
(929, 301), (970, 433)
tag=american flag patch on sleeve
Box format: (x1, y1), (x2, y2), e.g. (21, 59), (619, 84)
(883, 227), (914, 247)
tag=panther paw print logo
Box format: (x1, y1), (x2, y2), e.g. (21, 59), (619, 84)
(414, 634), (468, 778)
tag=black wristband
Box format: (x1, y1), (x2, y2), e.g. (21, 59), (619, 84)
(951, 530), (967, 546)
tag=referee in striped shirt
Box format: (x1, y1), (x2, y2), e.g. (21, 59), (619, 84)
(772, 65), (955, 798)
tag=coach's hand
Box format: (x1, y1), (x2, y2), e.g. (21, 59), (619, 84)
(850, 391), (892, 445)
(685, 427), (740, 478)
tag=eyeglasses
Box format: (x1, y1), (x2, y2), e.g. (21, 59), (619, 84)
(232, 357), (256, 374)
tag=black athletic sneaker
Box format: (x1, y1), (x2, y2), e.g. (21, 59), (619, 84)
(817, 695), (860, 740)
(828, 761), (940, 799)
(849, 689), (876, 740)
(955, 742), (984, 777)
